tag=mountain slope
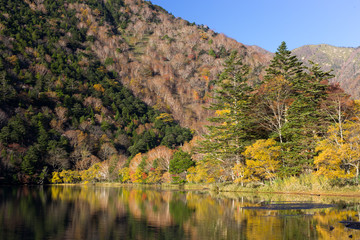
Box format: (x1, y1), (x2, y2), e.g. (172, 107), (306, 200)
(1, 0), (357, 184)
(83, 0), (272, 132)
(0, 0), (274, 183)
(293, 44), (360, 99)
(0, 0), (196, 182)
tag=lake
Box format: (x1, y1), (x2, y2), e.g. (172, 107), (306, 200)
(0, 185), (360, 240)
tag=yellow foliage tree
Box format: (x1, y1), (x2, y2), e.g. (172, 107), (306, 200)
(232, 162), (253, 186)
(186, 160), (223, 183)
(119, 167), (131, 183)
(315, 121), (360, 183)
(130, 168), (147, 183)
(51, 172), (62, 184)
(59, 170), (80, 183)
(146, 168), (163, 183)
(243, 139), (281, 182)
(80, 163), (102, 182)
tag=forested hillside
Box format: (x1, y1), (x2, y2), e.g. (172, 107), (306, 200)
(0, 0), (197, 183)
(1, 0), (358, 186)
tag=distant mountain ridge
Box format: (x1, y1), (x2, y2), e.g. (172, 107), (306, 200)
(293, 44), (360, 99)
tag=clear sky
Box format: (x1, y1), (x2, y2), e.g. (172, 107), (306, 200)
(149, 0), (360, 53)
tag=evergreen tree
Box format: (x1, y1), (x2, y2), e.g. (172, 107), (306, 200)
(199, 51), (256, 180)
(22, 146), (39, 175)
(282, 61), (333, 173)
(0, 71), (16, 103)
(261, 42), (334, 176)
(169, 150), (194, 174)
(256, 42), (305, 144)
(265, 41), (304, 81)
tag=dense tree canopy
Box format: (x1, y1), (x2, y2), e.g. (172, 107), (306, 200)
(0, 0), (357, 186)
(0, 0), (192, 183)
(196, 42), (354, 183)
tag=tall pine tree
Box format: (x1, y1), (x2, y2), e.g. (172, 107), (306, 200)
(265, 41), (304, 81)
(282, 61), (333, 174)
(255, 42), (304, 145)
(198, 51), (256, 180)
(261, 42), (334, 176)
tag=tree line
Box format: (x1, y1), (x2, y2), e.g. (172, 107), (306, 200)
(195, 42), (358, 186)
(51, 42), (359, 186)
(0, 0), (357, 186)
(0, 0), (192, 184)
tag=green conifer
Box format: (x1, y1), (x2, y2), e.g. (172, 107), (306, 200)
(199, 51), (256, 180)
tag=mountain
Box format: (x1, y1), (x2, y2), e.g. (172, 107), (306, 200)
(0, 0), (272, 182)
(2, 0), (358, 185)
(82, 0), (272, 133)
(293, 44), (360, 99)
(0, 0), (274, 133)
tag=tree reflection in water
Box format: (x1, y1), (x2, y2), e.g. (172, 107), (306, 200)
(0, 185), (360, 240)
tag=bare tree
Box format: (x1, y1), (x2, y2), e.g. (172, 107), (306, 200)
(47, 147), (69, 171)
(256, 76), (292, 143)
(99, 142), (117, 161)
(321, 83), (354, 142)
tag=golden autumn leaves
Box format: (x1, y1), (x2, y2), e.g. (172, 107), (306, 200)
(315, 116), (360, 183)
(234, 139), (281, 184)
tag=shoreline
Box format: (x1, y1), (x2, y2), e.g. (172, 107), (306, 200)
(35, 182), (360, 198)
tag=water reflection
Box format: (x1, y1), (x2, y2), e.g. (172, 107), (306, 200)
(1, 186), (360, 239)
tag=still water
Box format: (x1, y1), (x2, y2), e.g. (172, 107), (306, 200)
(1, 185), (360, 240)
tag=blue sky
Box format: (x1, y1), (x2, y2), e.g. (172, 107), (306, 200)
(149, 0), (360, 52)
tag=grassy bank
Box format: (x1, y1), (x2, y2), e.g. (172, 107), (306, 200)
(175, 174), (360, 197)
(50, 174), (360, 197)
(206, 174), (360, 197)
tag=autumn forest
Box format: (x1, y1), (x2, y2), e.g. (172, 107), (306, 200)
(0, 0), (359, 189)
